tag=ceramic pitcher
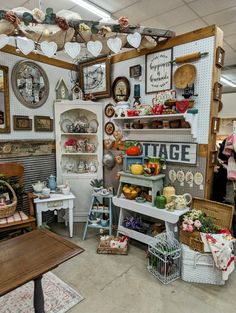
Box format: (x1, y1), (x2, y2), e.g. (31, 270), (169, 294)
(48, 174), (57, 191)
(172, 193), (192, 210)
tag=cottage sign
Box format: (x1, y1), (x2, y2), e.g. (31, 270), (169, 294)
(141, 141), (197, 165)
(146, 49), (172, 93)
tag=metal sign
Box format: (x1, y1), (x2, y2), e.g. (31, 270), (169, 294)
(140, 141), (198, 165)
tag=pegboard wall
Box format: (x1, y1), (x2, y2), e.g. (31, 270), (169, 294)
(102, 36), (215, 145)
(0, 51), (75, 140)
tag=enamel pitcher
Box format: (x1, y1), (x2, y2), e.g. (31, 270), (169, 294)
(48, 174), (57, 191)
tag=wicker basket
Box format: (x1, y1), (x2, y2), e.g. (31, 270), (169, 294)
(123, 191), (139, 200)
(0, 179), (17, 218)
(179, 197), (234, 253)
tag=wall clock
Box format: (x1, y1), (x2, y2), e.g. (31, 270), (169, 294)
(11, 60), (49, 108)
(79, 56), (111, 99)
(112, 77), (130, 103)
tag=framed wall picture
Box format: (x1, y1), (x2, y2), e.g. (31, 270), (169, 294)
(79, 56), (111, 98)
(13, 115), (32, 131)
(216, 46), (225, 68)
(34, 116), (53, 132)
(145, 48), (173, 94)
(112, 76), (130, 103)
(209, 150), (218, 167)
(213, 82), (223, 101)
(129, 64), (142, 78)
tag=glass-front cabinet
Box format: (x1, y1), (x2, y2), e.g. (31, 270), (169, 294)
(54, 100), (103, 222)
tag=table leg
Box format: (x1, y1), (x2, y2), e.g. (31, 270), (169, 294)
(68, 200), (74, 238)
(36, 209), (42, 227)
(34, 275), (44, 313)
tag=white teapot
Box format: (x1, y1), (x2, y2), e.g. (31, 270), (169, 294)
(32, 181), (46, 193)
(88, 162), (97, 173)
(172, 193), (192, 210)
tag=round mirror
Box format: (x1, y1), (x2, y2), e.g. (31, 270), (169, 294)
(11, 61), (49, 108)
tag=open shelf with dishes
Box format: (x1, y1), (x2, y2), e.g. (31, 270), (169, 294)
(55, 100), (103, 222)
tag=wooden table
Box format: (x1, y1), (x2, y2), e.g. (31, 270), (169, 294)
(0, 229), (84, 313)
(33, 192), (75, 237)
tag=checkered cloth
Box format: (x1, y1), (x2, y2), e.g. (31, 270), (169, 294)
(0, 211), (29, 225)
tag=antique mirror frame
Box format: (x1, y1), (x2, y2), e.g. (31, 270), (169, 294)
(0, 65), (10, 133)
(11, 60), (49, 108)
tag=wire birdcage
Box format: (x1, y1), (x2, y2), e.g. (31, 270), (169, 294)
(147, 232), (181, 284)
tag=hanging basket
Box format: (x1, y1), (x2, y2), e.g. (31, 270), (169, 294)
(0, 179), (17, 218)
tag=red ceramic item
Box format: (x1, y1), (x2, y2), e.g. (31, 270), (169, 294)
(127, 109), (139, 117)
(151, 104), (163, 115)
(176, 100), (189, 113)
(126, 146), (141, 156)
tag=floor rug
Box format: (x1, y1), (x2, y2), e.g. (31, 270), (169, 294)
(0, 272), (84, 313)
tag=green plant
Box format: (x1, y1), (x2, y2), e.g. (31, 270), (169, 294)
(90, 179), (103, 188)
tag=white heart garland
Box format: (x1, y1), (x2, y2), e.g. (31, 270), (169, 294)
(0, 34), (9, 50)
(127, 32), (141, 49)
(107, 37), (122, 54)
(87, 41), (102, 57)
(64, 42), (81, 59)
(17, 37), (35, 55)
(40, 41), (58, 58)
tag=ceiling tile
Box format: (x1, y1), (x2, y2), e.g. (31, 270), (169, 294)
(89, 0), (142, 14)
(203, 7), (236, 26)
(221, 22), (236, 37)
(142, 5), (199, 28)
(113, 0), (183, 24)
(188, 0), (236, 17)
(224, 35), (236, 50)
(171, 18), (207, 35)
(70, 5), (100, 20)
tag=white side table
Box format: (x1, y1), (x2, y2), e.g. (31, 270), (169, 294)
(34, 192), (75, 238)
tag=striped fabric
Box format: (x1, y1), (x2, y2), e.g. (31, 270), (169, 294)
(0, 211), (29, 225)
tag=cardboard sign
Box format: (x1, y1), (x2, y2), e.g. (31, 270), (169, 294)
(141, 141), (197, 165)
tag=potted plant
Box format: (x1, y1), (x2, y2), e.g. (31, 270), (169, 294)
(90, 179), (103, 193)
(64, 138), (77, 153)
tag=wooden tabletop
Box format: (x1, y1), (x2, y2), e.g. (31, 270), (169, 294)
(0, 229), (84, 296)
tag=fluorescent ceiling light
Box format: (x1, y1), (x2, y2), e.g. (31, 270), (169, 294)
(71, 0), (111, 19)
(220, 76), (236, 87)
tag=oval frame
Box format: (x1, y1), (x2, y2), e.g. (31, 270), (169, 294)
(112, 76), (130, 103)
(11, 60), (49, 108)
(104, 121), (115, 136)
(104, 103), (115, 118)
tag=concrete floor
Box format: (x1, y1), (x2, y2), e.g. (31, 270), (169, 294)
(51, 223), (236, 313)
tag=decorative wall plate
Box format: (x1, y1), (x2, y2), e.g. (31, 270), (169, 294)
(104, 121), (115, 136)
(194, 172), (203, 185)
(177, 170), (185, 183)
(168, 169), (177, 183)
(89, 119), (99, 133)
(174, 64), (197, 89)
(185, 171), (194, 185)
(61, 119), (73, 133)
(104, 103), (115, 118)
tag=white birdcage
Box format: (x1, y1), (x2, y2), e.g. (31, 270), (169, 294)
(147, 232), (181, 284)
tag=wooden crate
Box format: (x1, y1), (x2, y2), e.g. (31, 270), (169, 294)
(97, 236), (128, 255)
(179, 197), (234, 253)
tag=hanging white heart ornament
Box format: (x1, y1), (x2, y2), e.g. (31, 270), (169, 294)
(65, 42), (81, 59)
(0, 34), (9, 49)
(17, 37), (35, 55)
(127, 32), (141, 49)
(107, 37), (122, 54)
(40, 41), (58, 58)
(87, 41), (102, 57)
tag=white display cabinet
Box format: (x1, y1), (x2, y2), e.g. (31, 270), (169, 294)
(54, 100), (103, 222)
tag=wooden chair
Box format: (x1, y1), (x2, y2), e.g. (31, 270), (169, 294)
(0, 163), (36, 235)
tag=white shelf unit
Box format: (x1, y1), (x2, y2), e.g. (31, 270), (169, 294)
(54, 100), (103, 222)
(113, 196), (189, 244)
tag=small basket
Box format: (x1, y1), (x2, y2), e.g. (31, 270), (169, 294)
(0, 179), (17, 218)
(123, 191), (138, 200)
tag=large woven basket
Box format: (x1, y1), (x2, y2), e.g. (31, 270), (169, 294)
(179, 197), (234, 253)
(0, 180), (17, 218)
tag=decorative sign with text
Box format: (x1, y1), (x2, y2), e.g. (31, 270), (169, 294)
(145, 49), (173, 93)
(141, 141), (198, 165)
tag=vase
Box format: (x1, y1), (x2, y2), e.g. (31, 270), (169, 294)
(147, 157), (161, 175)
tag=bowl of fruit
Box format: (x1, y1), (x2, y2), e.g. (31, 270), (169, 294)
(122, 184), (141, 200)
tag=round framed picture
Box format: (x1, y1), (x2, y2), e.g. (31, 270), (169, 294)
(104, 103), (115, 118)
(104, 121), (115, 136)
